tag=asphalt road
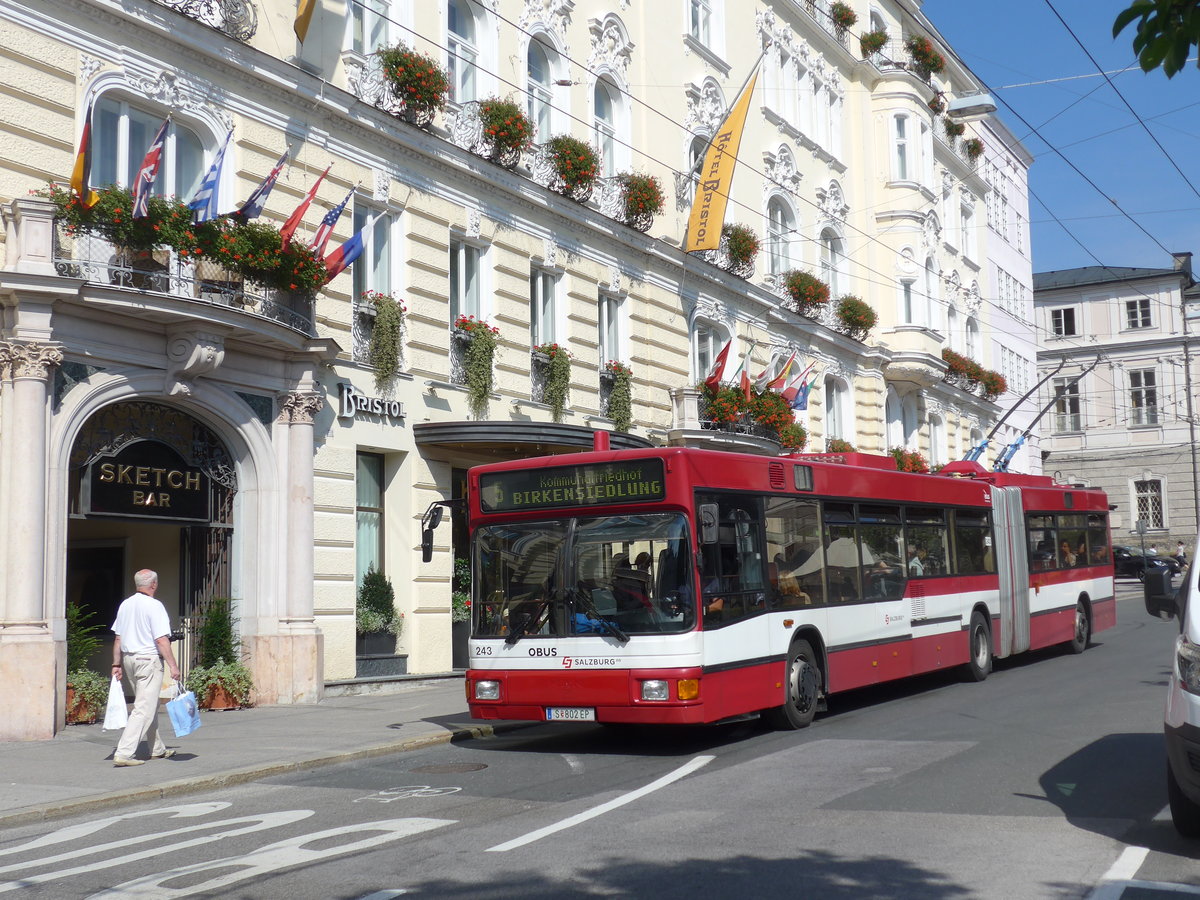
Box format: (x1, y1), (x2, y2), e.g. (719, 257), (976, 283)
(3, 581), (1198, 900)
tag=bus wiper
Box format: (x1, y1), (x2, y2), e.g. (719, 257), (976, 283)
(505, 597), (548, 646)
(570, 587), (629, 644)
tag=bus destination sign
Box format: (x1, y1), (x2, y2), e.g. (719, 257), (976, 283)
(479, 458), (665, 512)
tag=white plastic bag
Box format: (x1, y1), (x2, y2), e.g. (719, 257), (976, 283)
(102, 675), (128, 731)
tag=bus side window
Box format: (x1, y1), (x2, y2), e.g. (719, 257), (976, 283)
(764, 496), (823, 608)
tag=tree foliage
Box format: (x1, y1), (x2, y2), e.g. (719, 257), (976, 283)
(1113, 0), (1200, 77)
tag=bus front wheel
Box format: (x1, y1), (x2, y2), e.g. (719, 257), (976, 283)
(965, 611), (992, 682)
(1069, 601), (1090, 654)
(765, 640), (821, 730)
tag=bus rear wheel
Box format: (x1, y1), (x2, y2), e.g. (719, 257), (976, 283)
(765, 640), (821, 730)
(1068, 601), (1090, 654)
(965, 611), (992, 682)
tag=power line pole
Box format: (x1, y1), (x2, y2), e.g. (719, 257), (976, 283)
(1181, 292), (1200, 537)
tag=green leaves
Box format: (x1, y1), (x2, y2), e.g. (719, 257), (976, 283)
(1113, 0), (1200, 78)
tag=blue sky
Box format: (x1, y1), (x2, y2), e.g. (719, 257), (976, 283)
(923, 0), (1200, 274)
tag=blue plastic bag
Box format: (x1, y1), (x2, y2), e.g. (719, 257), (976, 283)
(166, 690), (202, 738)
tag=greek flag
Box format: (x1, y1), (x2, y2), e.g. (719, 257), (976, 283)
(188, 131), (233, 224)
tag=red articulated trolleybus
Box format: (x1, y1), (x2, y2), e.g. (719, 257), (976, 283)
(437, 438), (1114, 729)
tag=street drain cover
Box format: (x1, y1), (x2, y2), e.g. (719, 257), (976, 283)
(410, 763), (488, 774)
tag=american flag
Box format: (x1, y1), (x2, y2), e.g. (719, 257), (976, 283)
(309, 186), (354, 256)
(132, 115), (171, 219)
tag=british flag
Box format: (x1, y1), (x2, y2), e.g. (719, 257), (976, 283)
(309, 186), (354, 256)
(132, 115), (170, 219)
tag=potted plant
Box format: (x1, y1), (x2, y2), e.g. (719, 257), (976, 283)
(782, 270), (830, 318)
(928, 94), (947, 115)
(477, 97), (534, 167)
(904, 35), (946, 78)
(453, 315), (500, 418)
(185, 597), (253, 710)
(859, 29), (888, 58)
(376, 43), (451, 126)
(889, 446), (930, 473)
(835, 295), (877, 341)
(779, 422), (808, 451)
(720, 223), (760, 278)
(451, 556), (471, 669)
(979, 369), (1007, 401)
(830, 1), (857, 31)
(533, 341), (572, 422)
(363, 290), (406, 387)
(963, 137), (985, 164)
(196, 219), (326, 295)
(942, 348), (984, 392)
(617, 172), (664, 232)
(355, 567), (403, 656)
(65, 601), (108, 725)
(602, 359), (633, 433)
(943, 118), (965, 143)
(826, 438), (856, 453)
(543, 135), (600, 201)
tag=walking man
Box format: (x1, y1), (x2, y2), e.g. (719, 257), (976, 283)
(111, 569), (181, 767)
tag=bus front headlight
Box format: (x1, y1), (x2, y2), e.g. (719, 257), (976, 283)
(475, 680), (500, 701)
(640, 680), (669, 701)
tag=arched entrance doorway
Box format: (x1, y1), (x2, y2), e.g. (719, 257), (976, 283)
(65, 401), (237, 675)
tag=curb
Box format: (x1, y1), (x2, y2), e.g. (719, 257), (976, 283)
(0, 721), (529, 830)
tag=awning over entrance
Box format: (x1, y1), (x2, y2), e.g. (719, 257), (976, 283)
(413, 421), (653, 457)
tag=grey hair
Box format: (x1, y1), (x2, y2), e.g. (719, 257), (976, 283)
(133, 569), (158, 590)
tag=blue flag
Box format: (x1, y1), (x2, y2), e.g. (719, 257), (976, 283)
(323, 215), (374, 282)
(233, 148), (289, 222)
(189, 131), (232, 224)
(791, 378), (814, 411)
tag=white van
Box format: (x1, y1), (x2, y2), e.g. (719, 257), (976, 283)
(1148, 560), (1200, 836)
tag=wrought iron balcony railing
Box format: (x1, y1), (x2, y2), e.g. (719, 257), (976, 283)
(152, 0), (257, 41)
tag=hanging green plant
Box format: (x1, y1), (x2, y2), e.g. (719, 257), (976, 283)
(830, 1), (857, 30)
(534, 342), (572, 423)
(603, 360), (633, 433)
(455, 315), (500, 418)
(364, 290), (406, 388)
(835, 295), (877, 341)
(963, 137), (985, 164)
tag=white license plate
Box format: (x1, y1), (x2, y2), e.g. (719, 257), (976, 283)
(545, 707), (595, 721)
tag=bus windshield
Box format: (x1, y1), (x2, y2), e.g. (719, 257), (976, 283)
(473, 512), (696, 639)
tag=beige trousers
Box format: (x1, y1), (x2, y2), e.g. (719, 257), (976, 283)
(115, 653), (167, 759)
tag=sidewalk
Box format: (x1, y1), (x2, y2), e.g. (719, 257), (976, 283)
(0, 675), (511, 829)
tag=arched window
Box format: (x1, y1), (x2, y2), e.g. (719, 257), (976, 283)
(901, 394), (919, 447)
(93, 96), (204, 198)
(692, 318), (725, 383)
(965, 316), (980, 359)
(767, 197), (794, 276)
(526, 37), (558, 138)
(947, 305), (959, 350)
(448, 0), (478, 103)
(922, 255), (938, 330)
(885, 386), (904, 448)
(594, 78), (618, 177)
(824, 376), (848, 440)
(821, 229), (844, 300)
(929, 414), (945, 467)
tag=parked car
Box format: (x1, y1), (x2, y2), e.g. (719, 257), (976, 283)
(1113, 545), (1180, 580)
(1148, 546), (1200, 836)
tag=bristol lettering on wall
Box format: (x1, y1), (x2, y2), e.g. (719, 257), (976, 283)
(339, 382), (406, 421)
(84, 440), (210, 522)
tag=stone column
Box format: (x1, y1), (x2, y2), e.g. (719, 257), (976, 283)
(248, 390), (324, 706)
(0, 340), (63, 740)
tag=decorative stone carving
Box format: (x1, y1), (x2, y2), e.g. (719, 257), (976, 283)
(816, 179), (848, 223)
(541, 238), (558, 270)
(134, 69), (232, 133)
(967, 281), (982, 314)
(79, 54), (103, 83)
(922, 211), (941, 250)
(607, 265), (623, 294)
(281, 390), (324, 425)
(5, 341), (63, 380)
(764, 146), (802, 198)
(466, 209), (482, 240)
(587, 14), (633, 81)
(373, 170), (390, 203)
(684, 78), (726, 136)
(520, 0), (575, 56)
(165, 329), (225, 397)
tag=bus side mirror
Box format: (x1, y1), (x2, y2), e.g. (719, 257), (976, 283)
(1145, 568), (1178, 620)
(420, 504), (444, 563)
(698, 503), (718, 545)
(422, 528), (435, 563)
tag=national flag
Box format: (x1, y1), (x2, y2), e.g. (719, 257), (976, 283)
(132, 115), (171, 219)
(728, 340), (756, 400)
(323, 215), (375, 281)
(232, 148), (290, 222)
(309, 185), (354, 256)
(189, 131), (233, 224)
(279, 165), (331, 245)
(753, 351), (783, 392)
(781, 362), (814, 405)
(765, 351), (798, 391)
(294, 0), (316, 43)
(70, 99), (100, 211)
(703, 338), (733, 392)
(684, 64), (760, 252)
(791, 374), (816, 411)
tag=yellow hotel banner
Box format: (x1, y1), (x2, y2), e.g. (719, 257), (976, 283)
(684, 69), (759, 253)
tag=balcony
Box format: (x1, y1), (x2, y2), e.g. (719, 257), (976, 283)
(152, 0), (257, 41)
(666, 387), (784, 456)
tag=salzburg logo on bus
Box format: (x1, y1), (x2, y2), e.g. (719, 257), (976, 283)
(562, 657), (617, 668)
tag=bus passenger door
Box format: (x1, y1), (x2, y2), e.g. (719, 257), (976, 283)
(992, 486), (1030, 656)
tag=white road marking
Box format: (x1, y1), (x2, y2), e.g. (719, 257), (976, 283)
(487, 755), (714, 852)
(86, 818), (454, 898)
(1086, 846), (1150, 900)
(358, 892), (409, 899)
(0, 810), (313, 891)
(0, 804), (229, 858)
(562, 754), (585, 774)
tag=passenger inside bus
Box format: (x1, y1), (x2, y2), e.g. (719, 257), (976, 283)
(611, 552), (652, 613)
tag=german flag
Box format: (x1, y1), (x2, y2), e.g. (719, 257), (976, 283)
(70, 100), (100, 211)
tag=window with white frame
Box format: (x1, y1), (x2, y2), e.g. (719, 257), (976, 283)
(825, 376), (847, 440)
(594, 78), (618, 177)
(1053, 377), (1082, 432)
(449, 238), (482, 323)
(899, 278), (916, 325)
(1051, 307), (1077, 337)
(598, 292), (623, 364)
(1125, 298), (1152, 329)
(920, 120), (933, 187)
(685, 133), (708, 207)
(350, 0), (388, 55)
(821, 229), (844, 301)
(767, 196), (794, 276)
(947, 305), (959, 350)
(1130, 368), (1158, 425)
(885, 388), (904, 447)
(767, 47), (796, 125)
(689, 0), (712, 46)
(352, 203), (395, 299)
(893, 114), (909, 181)
(529, 266), (559, 348)
(961, 201), (976, 260)
(965, 317), (979, 358)
(923, 256), (939, 331)
(929, 414), (944, 467)
(693, 319), (722, 382)
(447, 0), (478, 103)
(93, 96), (204, 199)
(527, 38), (555, 138)
(356, 452), (385, 588)
(1135, 478), (1164, 529)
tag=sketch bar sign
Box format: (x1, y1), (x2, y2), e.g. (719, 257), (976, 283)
(85, 440), (210, 521)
